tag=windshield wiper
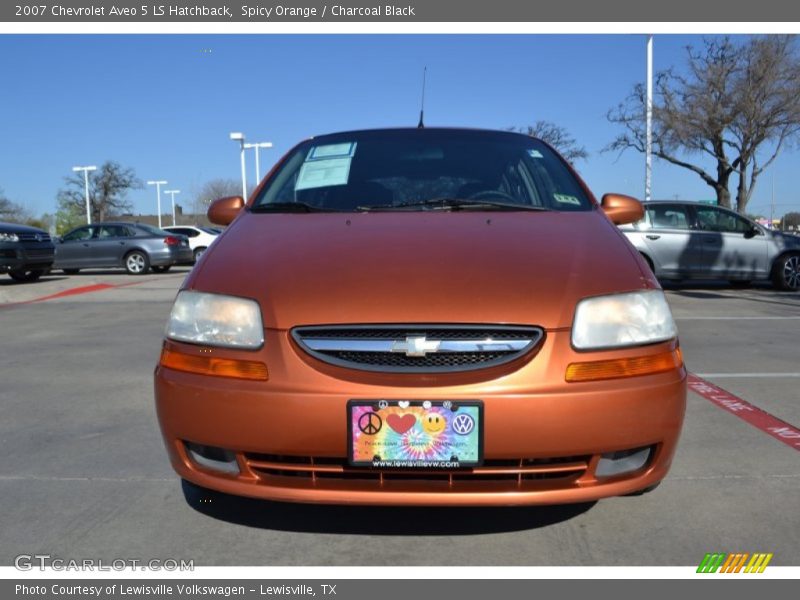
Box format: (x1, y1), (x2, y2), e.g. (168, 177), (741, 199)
(250, 202), (342, 213)
(357, 198), (551, 212)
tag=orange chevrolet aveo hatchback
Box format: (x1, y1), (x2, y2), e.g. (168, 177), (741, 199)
(155, 128), (686, 506)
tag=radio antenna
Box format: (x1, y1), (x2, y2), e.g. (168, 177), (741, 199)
(417, 66), (427, 128)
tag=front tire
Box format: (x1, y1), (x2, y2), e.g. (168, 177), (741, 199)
(124, 251), (150, 275)
(8, 269), (44, 282)
(193, 247), (207, 262)
(771, 253), (800, 291)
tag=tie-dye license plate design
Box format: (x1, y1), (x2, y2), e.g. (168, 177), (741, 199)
(348, 400), (483, 468)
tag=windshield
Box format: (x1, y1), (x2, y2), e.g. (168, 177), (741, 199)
(252, 129), (592, 212)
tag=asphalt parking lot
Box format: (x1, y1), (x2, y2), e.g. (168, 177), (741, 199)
(0, 271), (798, 566)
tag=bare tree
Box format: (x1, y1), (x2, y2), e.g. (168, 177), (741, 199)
(56, 161), (141, 223)
(729, 37), (800, 213)
(509, 121), (589, 163)
(192, 178), (242, 214)
(0, 188), (32, 224)
(607, 36), (800, 214)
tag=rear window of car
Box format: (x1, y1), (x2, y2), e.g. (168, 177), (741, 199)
(253, 129), (592, 212)
(639, 204), (692, 230)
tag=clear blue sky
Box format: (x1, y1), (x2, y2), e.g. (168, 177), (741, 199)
(0, 34), (796, 218)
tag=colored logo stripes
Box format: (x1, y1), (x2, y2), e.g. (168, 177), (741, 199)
(697, 552), (773, 573)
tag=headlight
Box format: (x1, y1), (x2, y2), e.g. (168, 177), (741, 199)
(572, 290), (677, 350)
(0, 232), (19, 242)
(166, 290), (264, 349)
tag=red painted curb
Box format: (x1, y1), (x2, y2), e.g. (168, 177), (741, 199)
(688, 373), (800, 452)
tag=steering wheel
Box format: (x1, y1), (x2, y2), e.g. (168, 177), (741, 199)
(467, 189), (519, 203)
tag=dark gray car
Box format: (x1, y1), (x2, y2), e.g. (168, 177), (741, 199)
(620, 201), (800, 291)
(0, 221), (55, 282)
(54, 222), (193, 275)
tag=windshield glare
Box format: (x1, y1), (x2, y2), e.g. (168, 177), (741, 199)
(253, 130), (592, 212)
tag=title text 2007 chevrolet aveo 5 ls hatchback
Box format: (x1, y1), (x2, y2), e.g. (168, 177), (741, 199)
(155, 128), (686, 506)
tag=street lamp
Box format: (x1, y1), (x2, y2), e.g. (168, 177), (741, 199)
(147, 180), (168, 228)
(645, 34), (653, 202)
(164, 189), (181, 226)
(229, 132), (247, 200)
(72, 165), (97, 224)
(243, 141), (273, 184)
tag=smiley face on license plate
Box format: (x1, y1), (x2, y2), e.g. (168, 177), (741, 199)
(348, 400), (483, 468)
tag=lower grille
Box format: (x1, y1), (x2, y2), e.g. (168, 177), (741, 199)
(292, 324), (544, 373)
(243, 453), (589, 485)
(24, 248), (54, 257)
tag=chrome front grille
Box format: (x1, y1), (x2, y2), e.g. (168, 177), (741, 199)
(17, 232), (51, 243)
(291, 325), (544, 373)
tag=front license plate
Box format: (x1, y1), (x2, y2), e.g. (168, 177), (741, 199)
(348, 400), (483, 468)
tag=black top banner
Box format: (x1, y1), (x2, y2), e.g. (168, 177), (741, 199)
(4, 0), (800, 22)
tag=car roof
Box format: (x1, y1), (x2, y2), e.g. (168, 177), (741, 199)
(307, 127), (539, 144)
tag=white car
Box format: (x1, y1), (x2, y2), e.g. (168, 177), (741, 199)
(163, 226), (219, 262)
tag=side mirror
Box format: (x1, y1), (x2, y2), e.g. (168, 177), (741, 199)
(601, 193), (645, 225)
(744, 226), (760, 239)
(208, 196), (245, 226)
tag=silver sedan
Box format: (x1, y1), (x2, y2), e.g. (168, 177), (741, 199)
(620, 201), (800, 290)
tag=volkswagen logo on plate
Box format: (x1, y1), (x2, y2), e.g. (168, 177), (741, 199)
(452, 413), (475, 435)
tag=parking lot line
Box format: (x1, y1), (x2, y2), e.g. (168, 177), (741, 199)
(688, 373), (800, 452)
(676, 316), (800, 320)
(695, 373), (800, 378)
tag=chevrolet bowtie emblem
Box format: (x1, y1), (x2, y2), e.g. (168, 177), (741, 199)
(391, 335), (441, 357)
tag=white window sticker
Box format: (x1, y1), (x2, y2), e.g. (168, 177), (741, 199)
(527, 149), (544, 159)
(295, 142), (357, 190)
(308, 142), (357, 160)
(554, 194), (581, 206)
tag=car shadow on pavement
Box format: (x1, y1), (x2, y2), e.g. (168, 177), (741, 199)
(181, 480), (595, 535)
(661, 281), (800, 308)
(0, 276), (68, 286)
(56, 269), (192, 276)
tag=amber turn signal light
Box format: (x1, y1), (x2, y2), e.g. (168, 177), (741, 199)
(566, 348), (683, 383)
(160, 348), (269, 381)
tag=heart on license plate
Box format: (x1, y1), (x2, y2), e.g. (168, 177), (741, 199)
(347, 400), (483, 468)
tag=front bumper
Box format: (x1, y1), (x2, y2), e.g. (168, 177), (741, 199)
(149, 245), (193, 267)
(154, 332), (687, 506)
(0, 242), (54, 273)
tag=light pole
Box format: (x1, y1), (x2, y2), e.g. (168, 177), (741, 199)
(230, 132), (247, 200)
(645, 34), (653, 202)
(164, 189), (181, 226)
(147, 180), (168, 228)
(244, 141), (273, 185)
(72, 165), (97, 224)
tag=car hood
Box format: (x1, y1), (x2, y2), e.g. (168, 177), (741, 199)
(189, 210), (654, 330)
(0, 221), (48, 235)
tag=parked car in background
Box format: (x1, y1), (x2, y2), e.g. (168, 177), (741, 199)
(156, 127), (687, 507)
(621, 201), (800, 291)
(163, 225), (219, 262)
(0, 222), (55, 282)
(54, 222), (192, 275)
